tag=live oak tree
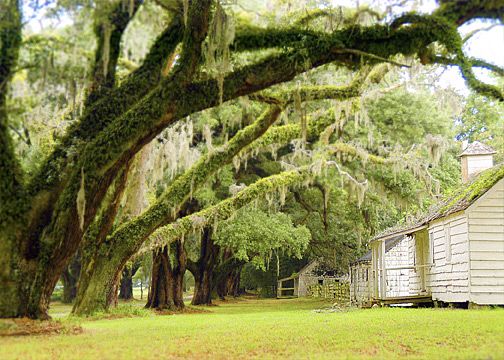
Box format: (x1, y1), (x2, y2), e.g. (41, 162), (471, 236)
(1, 0), (503, 319)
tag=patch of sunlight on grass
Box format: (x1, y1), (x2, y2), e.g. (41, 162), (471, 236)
(2, 297), (504, 359)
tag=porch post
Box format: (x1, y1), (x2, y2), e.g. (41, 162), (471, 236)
(380, 240), (387, 299)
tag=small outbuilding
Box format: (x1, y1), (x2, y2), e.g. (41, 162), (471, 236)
(277, 260), (347, 298)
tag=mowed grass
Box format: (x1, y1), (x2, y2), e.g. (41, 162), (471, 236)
(1, 297), (504, 359)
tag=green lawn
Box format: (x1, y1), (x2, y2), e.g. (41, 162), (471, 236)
(1, 298), (503, 359)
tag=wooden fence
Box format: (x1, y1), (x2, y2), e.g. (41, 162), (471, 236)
(307, 282), (350, 303)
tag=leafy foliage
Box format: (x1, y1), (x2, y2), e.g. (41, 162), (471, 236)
(214, 208), (310, 269)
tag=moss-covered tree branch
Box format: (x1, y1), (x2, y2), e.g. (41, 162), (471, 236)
(85, 0), (143, 106)
(151, 168), (312, 246)
(171, 0), (212, 83)
(29, 16), (184, 196)
(434, 0), (504, 25)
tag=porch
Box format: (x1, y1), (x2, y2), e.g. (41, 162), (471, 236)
(370, 228), (434, 304)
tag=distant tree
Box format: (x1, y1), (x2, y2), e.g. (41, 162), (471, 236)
(457, 94), (504, 161)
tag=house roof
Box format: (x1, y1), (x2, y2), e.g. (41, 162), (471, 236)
(352, 234), (405, 264)
(297, 260), (318, 275)
(370, 164), (504, 243)
(460, 141), (496, 156)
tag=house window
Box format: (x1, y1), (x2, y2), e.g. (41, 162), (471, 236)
(365, 269), (368, 282)
(429, 231), (435, 265)
(444, 225), (452, 263)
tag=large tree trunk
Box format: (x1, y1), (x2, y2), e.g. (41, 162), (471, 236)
(119, 261), (140, 300)
(225, 265), (244, 298)
(216, 249), (233, 300)
(189, 228), (220, 306)
(146, 239), (186, 310)
(231, 265), (244, 297)
(0, 0), (28, 318)
(0, 1), (142, 319)
(118, 269), (134, 300)
(191, 269), (214, 306)
(215, 252), (245, 300)
(72, 251), (125, 316)
(61, 254), (81, 303)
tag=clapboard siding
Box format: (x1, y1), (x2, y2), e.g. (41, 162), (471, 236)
(350, 262), (372, 305)
(470, 241), (504, 252)
(467, 178), (504, 305)
(385, 238), (410, 297)
(468, 217), (504, 226)
(471, 260), (504, 270)
(470, 277), (504, 286)
(470, 292), (504, 305)
(427, 212), (470, 302)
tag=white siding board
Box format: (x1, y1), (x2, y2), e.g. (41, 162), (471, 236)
(469, 224), (504, 233)
(471, 269), (504, 277)
(470, 251), (504, 261)
(470, 241), (504, 252)
(469, 212), (504, 219)
(470, 232), (504, 241)
(471, 277), (504, 286)
(466, 178), (504, 305)
(470, 293), (504, 305)
(468, 218), (504, 226)
(471, 260), (504, 270)
(470, 206), (504, 213)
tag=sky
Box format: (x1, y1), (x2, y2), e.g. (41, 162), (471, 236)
(24, 0), (503, 96)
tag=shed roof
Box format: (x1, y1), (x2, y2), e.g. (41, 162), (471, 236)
(370, 164), (504, 243)
(352, 235), (405, 264)
(460, 141), (496, 156)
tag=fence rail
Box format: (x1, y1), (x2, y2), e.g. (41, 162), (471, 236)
(307, 282), (350, 303)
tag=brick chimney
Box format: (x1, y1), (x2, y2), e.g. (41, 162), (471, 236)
(459, 141), (496, 183)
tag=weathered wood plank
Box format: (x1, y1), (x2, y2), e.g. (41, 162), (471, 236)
(470, 240), (504, 252)
(471, 260), (504, 270)
(469, 232), (504, 241)
(470, 251), (504, 261)
(469, 225), (504, 233)
(468, 217), (504, 226)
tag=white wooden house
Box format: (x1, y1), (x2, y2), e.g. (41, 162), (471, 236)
(363, 142), (504, 306)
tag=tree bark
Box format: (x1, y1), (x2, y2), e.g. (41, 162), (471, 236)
(61, 254), (81, 303)
(189, 228), (220, 306)
(145, 238), (186, 310)
(118, 261), (140, 300)
(215, 254), (245, 300)
(0, 0), (33, 318)
(85, 0), (142, 107)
